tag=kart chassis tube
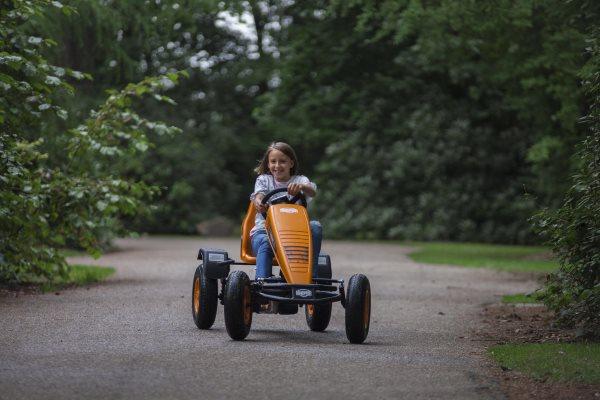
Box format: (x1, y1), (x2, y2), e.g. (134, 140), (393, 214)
(255, 281), (344, 304)
(220, 260), (346, 305)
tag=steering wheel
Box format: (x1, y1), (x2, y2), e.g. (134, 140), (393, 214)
(260, 187), (307, 217)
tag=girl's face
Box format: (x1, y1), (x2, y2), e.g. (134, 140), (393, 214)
(268, 149), (294, 182)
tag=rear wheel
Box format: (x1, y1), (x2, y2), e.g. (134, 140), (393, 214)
(224, 270), (253, 340)
(191, 265), (218, 329)
(345, 274), (371, 344)
(305, 302), (332, 332)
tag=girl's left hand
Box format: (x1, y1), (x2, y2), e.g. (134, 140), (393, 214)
(287, 183), (304, 196)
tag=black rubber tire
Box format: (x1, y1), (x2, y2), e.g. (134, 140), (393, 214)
(223, 270), (253, 340)
(345, 274), (371, 344)
(305, 302), (332, 332)
(191, 265), (218, 329)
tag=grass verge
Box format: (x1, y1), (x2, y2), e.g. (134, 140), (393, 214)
(407, 242), (558, 273)
(489, 343), (600, 384)
(502, 293), (543, 304)
(59, 249), (88, 257)
(40, 264), (115, 292)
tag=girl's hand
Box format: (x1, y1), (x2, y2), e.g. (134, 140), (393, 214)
(287, 183), (304, 196)
(289, 182), (316, 197)
(254, 194), (267, 213)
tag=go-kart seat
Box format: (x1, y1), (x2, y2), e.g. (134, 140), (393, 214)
(240, 202), (278, 265)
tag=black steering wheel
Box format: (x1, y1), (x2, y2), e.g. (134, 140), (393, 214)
(260, 187), (307, 217)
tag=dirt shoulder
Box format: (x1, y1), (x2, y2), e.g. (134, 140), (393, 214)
(477, 301), (600, 399)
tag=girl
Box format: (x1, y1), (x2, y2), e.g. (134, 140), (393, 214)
(250, 142), (322, 279)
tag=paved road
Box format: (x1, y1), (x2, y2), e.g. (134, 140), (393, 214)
(0, 237), (537, 399)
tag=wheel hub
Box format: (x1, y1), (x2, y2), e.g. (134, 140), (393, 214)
(193, 277), (201, 315)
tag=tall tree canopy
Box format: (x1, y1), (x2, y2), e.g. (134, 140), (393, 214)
(34, 0), (283, 232)
(5, 0), (598, 244)
(255, 0), (594, 242)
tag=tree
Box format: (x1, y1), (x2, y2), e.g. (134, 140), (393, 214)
(255, 0), (592, 242)
(0, 0), (183, 283)
(34, 0), (283, 233)
(535, 27), (600, 337)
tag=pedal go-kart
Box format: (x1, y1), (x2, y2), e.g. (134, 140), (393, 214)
(191, 188), (371, 343)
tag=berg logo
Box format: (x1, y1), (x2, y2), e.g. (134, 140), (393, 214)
(295, 289), (312, 298)
(280, 208), (298, 214)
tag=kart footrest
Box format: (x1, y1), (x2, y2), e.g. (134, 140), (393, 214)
(256, 283), (342, 304)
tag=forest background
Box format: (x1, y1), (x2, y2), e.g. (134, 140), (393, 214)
(1, 1), (598, 331)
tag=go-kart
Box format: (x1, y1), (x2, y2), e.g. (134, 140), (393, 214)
(191, 188), (371, 344)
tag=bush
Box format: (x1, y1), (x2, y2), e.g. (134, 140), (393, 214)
(0, 1), (184, 284)
(534, 29), (600, 337)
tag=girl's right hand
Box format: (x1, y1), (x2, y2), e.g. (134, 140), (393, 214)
(254, 195), (267, 213)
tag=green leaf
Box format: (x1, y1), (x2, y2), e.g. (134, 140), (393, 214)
(28, 37), (43, 45)
(134, 142), (149, 152)
(55, 108), (68, 120)
(96, 200), (108, 211)
(45, 76), (61, 86)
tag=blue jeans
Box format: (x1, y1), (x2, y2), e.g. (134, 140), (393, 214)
(251, 221), (322, 279)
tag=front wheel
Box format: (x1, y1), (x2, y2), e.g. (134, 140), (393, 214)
(345, 274), (371, 344)
(192, 265), (218, 329)
(223, 270), (253, 340)
(305, 303), (332, 331)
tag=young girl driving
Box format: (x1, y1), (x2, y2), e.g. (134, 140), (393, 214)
(249, 142), (322, 279)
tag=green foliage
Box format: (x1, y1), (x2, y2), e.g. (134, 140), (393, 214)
(39, 264), (115, 292)
(489, 343), (600, 384)
(534, 28), (600, 337)
(4, 0), (599, 248)
(407, 242), (557, 273)
(0, 0), (79, 130)
(256, 0), (594, 243)
(33, 0), (275, 233)
(0, 0), (183, 284)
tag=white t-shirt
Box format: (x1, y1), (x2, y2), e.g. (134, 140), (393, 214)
(249, 174), (317, 236)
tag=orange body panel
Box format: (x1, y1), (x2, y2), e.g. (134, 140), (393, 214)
(240, 202), (279, 266)
(265, 204), (312, 284)
(240, 202), (257, 264)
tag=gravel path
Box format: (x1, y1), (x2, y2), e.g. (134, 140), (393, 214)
(0, 237), (538, 399)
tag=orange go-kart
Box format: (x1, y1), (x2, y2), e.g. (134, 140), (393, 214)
(191, 188), (371, 343)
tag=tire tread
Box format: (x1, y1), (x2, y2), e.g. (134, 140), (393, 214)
(224, 270), (252, 340)
(345, 274), (371, 344)
(192, 265), (218, 329)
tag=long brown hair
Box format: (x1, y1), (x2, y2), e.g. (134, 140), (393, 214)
(254, 142), (299, 175)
